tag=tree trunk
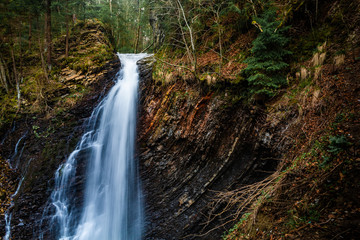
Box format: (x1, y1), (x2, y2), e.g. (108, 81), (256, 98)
(116, 14), (121, 49)
(149, 8), (156, 48)
(216, 8), (223, 75)
(0, 57), (9, 93)
(176, 0), (197, 75)
(19, 32), (23, 82)
(11, 48), (21, 110)
(45, 0), (52, 67)
(149, 7), (164, 51)
(65, 18), (69, 58)
(65, 0), (69, 58)
(28, 14), (32, 50)
(134, 0), (141, 53)
(39, 39), (49, 83)
(72, 14), (76, 25)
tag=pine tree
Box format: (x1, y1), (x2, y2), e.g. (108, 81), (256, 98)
(244, 7), (291, 97)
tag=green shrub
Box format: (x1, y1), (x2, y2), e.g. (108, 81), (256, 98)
(328, 135), (350, 155)
(243, 7), (291, 97)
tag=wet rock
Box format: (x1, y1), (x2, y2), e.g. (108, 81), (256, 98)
(0, 58), (120, 239)
(137, 60), (281, 239)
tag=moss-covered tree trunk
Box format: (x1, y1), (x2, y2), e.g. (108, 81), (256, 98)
(45, 0), (52, 67)
(10, 47), (20, 110)
(28, 14), (32, 50)
(65, 0), (69, 58)
(134, 0), (141, 53)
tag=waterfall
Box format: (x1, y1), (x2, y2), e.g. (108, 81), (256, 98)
(4, 213), (11, 240)
(46, 54), (146, 240)
(3, 176), (25, 240)
(3, 132), (27, 240)
(9, 132), (27, 169)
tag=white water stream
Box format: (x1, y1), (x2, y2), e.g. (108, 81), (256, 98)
(3, 176), (25, 240)
(3, 131), (27, 240)
(47, 53), (146, 240)
(9, 132), (27, 169)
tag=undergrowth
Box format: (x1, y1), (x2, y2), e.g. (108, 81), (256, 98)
(222, 111), (356, 239)
(0, 19), (115, 133)
(221, 50), (359, 239)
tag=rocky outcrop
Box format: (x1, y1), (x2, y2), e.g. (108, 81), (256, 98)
(0, 20), (120, 239)
(0, 58), (120, 239)
(137, 58), (282, 239)
(1, 56), (285, 240)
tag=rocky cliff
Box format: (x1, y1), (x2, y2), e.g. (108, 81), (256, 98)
(0, 20), (120, 239)
(1, 51), (359, 239)
(136, 45), (359, 240)
(0, 2), (359, 238)
(137, 58), (285, 239)
(136, 1), (360, 238)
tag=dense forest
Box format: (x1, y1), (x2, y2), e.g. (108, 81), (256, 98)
(0, 0), (359, 239)
(1, 0), (359, 116)
(0, 0), (152, 118)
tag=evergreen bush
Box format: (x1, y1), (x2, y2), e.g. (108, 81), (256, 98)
(244, 7), (291, 97)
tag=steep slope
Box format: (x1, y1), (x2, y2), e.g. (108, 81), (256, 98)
(137, 58), (282, 239)
(0, 20), (120, 239)
(223, 48), (360, 240)
(0, 1), (359, 239)
(136, 0), (360, 239)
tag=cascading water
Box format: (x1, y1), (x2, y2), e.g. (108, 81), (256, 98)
(46, 53), (146, 240)
(3, 132), (27, 240)
(9, 132), (27, 169)
(3, 176), (25, 240)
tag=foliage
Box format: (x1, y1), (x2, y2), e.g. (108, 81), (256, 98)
(0, 0), (154, 94)
(327, 135), (350, 155)
(244, 6), (291, 97)
(223, 212), (252, 239)
(32, 125), (54, 138)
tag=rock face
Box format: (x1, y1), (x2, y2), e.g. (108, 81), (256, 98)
(0, 59), (120, 239)
(137, 59), (281, 239)
(0, 20), (120, 239)
(1, 56), (281, 240)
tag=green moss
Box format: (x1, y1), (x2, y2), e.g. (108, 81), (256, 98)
(65, 43), (113, 73)
(0, 92), (19, 128)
